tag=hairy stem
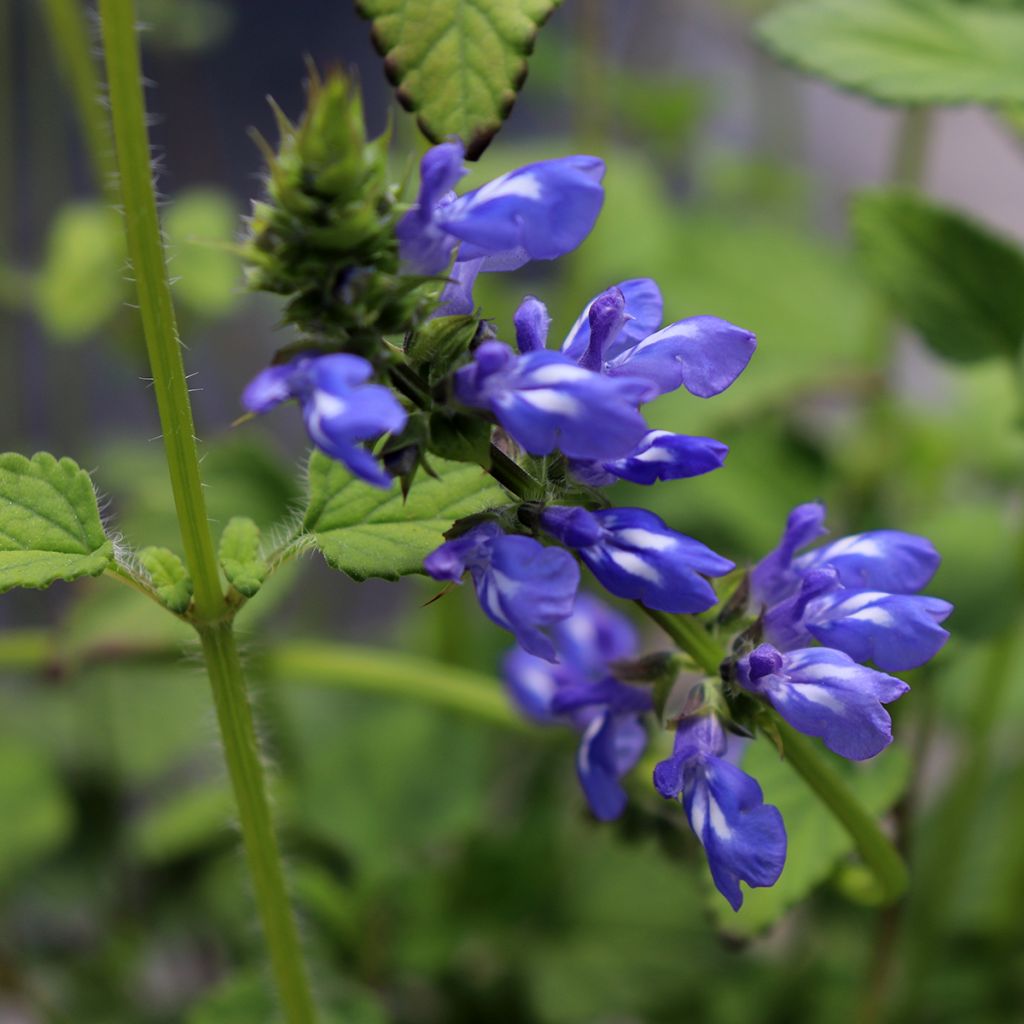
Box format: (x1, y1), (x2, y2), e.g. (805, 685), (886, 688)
(98, 4), (317, 1019)
(41, 0), (118, 197)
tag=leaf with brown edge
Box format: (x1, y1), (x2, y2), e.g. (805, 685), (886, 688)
(357, 0), (562, 159)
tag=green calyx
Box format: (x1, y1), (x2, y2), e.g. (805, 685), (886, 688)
(243, 65), (435, 342)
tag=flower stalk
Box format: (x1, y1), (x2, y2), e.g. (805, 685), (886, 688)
(98, 2), (317, 1019)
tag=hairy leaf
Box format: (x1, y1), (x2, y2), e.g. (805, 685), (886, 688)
(758, 0), (1024, 105)
(138, 546), (194, 613)
(357, 0), (562, 158)
(303, 451), (505, 581)
(218, 516), (268, 597)
(853, 190), (1024, 362)
(0, 452), (114, 592)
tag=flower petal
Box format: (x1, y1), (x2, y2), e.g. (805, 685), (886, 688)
(562, 278), (664, 363)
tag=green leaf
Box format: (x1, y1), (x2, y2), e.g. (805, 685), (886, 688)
(33, 202), (126, 342)
(853, 189), (1024, 362)
(712, 740), (910, 935)
(303, 451), (506, 581)
(163, 188), (242, 318)
(0, 741), (74, 884)
(757, 0), (1024, 105)
(218, 516), (268, 597)
(138, 546), (194, 612)
(0, 452), (114, 593)
(406, 314), (480, 385)
(356, 0), (562, 158)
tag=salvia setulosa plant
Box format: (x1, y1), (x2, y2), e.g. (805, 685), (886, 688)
(0, 3), (966, 1020)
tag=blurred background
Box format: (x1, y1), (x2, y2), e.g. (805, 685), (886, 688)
(2, 0), (1024, 1020)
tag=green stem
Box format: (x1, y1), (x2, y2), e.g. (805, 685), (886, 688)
(40, 0), (118, 196)
(777, 721), (908, 902)
(98, 0), (223, 622)
(199, 624), (318, 1023)
(641, 607), (722, 676)
(263, 640), (531, 733)
(98, 4), (317, 1020)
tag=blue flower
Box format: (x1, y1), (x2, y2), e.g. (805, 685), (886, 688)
(569, 430), (729, 488)
(654, 715), (786, 910)
(736, 643), (909, 760)
(424, 522), (579, 661)
(503, 595), (651, 820)
(560, 279), (757, 399)
(540, 506), (734, 614)
(751, 503), (952, 672)
(453, 341), (652, 461)
(397, 141), (605, 280)
(242, 353), (407, 488)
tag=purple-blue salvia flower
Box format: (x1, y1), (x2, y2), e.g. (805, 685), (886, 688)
(423, 522), (579, 661)
(736, 643), (909, 760)
(453, 341), (652, 461)
(570, 430), (729, 488)
(397, 141), (605, 278)
(560, 279), (757, 399)
(504, 595), (651, 820)
(242, 353), (406, 488)
(751, 502), (952, 672)
(540, 506), (734, 614)
(654, 715), (786, 910)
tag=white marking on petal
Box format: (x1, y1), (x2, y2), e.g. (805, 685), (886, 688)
(462, 170), (544, 207)
(690, 784), (708, 839)
(708, 796), (733, 842)
(579, 716), (603, 775)
(607, 549), (661, 583)
(848, 606), (896, 627)
(523, 363), (592, 386)
(792, 683), (847, 713)
(633, 446), (676, 464)
(519, 389), (581, 416)
(821, 535), (884, 559)
(614, 528), (676, 552)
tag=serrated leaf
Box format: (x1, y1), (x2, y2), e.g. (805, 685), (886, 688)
(853, 190), (1024, 362)
(758, 0), (1024, 105)
(712, 740), (910, 935)
(0, 452), (114, 593)
(138, 546), (194, 613)
(303, 451), (506, 581)
(357, 0), (561, 158)
(218, 516), (268, 597)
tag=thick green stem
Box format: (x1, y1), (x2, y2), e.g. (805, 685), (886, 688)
(199, 624), (318, 1023)
(98, 0), (223, 621)
(98, 4), (317, 1019)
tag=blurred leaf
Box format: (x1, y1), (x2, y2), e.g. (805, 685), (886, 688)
(758, 0), (1024, 104)
(136, 0), (234, 52)
(33, 202), (126, 342)
(126, 781), (233, 862)
(712, 740), (910, 935)
(218, 516), (267, 597)
(186, 973), (273, 1024)
(303, 452), (505, 581)
(0, 451), (114, 593)
(357, 0), (562, 158)
(138, 546), (194, 613)
(854, 190), (1024, 363)
(164, 188), (242, 318)
(0, 741), (74, 884)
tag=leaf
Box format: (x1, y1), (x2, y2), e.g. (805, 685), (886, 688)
(0, 741), (74, 884)
(218, 516), (268, 597)
(33, 202), (127, 343)
(138, 546), (194, 613)
(303, 451), (506, 581)
(853, 189), (1024, 362)
(356, 0), (562, 158)
(712, 740), (910, 935)
(163, 188), (242, 318)
(0, 452), (114, 593)
(757, 0), (1024, 105)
